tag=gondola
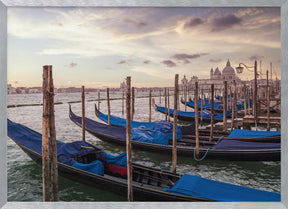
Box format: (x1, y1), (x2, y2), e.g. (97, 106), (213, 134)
(69, 106), (280, 161)
(7, 119), (280, 201)
(153, 99), (230, 123)
(181, 98), (227, 113)
(94, 104), (281, 143)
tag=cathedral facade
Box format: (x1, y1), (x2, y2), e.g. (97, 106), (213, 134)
(181, 59), (242, 91)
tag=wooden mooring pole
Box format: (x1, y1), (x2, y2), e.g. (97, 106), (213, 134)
(107, 88), (111, 125)
(244, 84), (247, 116)
(167, 88), (170, 122)
(159, 89), (162, 105)
(172, 74), (179, 173)
(82, 86), (85, 141)
(149, 88), (152, 122)
(98, 89), (100, 111)
(48, 67), (59, 201)
(267, 70), (270, 131)
(122, 90), (124, 115)
(195, 82), (199, 157)
(164, 88), (167, 121)
(42, 65), (59, 202)
(42, 66), (51, 202)
(209, 84), (214, 142)
(223, 81), (228, 132)
(231, 80), (236, 131)
(126, 76), (133, 201)
(201, 88), (204, 126)
(131, 87), (135, 120)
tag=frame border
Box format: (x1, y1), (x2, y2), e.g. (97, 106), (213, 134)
(0, 1), (287, 209)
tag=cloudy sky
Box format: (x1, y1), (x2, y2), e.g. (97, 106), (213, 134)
(7, 7), (281, 88)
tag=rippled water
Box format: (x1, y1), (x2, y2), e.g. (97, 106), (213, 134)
(7, 92), (280, 201)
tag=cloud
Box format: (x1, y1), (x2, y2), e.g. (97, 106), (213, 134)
(249, 55), (264, 61)
(211, 14), (242, 32)
(124, 19), (148, 29)
(184, 18), (204, 30)
(172, 53), (209, 64)
(118, 60), (127, 64)
(210, 58), (222, 63)
(65, 62), (77, 68)
(143, 60), (151, 64)
(161, 60), (177, 67)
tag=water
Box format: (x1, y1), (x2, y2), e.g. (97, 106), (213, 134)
(7, 92), (280, 201)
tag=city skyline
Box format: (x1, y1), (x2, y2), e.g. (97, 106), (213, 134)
(7, 7), (281, 88)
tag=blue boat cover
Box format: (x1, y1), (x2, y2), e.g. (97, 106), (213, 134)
(7, 119), (127, 176)
(131, 127), (176, 145)
(71, 111), (181, 145)
(213, 139), (280, 150)
(156, 105), (230, 119)
(227, 129), (281, 139)
(98, 112), (155, 130)
(97, 112), (182, 139)
(164, 173), (280, 202)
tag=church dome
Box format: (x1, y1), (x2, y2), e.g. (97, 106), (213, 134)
(214, 67), (221, 75)
(222, 60), (235, 74)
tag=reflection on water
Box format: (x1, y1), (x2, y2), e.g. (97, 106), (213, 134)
(7, 92), (280, 201)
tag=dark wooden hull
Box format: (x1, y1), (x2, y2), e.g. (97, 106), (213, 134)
(87, 129), (280, 161)
(13, 140), (209, 201)
(70, 118), (280, 161)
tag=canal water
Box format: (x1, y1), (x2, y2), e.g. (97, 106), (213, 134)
(7, 92), (280, 201)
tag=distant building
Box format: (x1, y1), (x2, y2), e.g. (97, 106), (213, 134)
(7, 84), (16, 94)
(182, 59), (242, 92)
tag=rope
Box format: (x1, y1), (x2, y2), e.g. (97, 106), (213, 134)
(193, 135), (224, 162)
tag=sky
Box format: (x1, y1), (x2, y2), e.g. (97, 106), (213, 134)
(7, 7), (281, 88)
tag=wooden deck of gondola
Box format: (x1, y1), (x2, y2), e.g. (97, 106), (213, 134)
(242, 115), (281, 130)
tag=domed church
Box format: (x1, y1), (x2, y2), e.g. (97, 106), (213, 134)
(184, 59), (242, 91)
(209, 59), (240, 85)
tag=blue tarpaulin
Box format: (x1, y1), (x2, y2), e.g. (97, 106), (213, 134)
(213, 139), (280, 150)
(98, 113), (155, 130)
(98, 113), (182, 139)
(7, 119), (127, 175)
(164, 174), (280, 202)
(131, 127), (174, 145)
(227, 129), (281, 139)
(72, 111), (182, 145)
(156, 105), (230, 119)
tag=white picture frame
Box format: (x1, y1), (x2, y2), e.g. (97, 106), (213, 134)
(0, 0), (287, 209)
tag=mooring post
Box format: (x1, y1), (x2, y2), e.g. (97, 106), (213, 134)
(164, 88), (167, 121)
(122, 90), (124, 115)
(201, 88), (204, 126)
(159, 89), (162, 105)
(184, 86), (187, 112)
(209, 84), (214, 142)
(223, 81), (228, 132)
(243, 84), (247, 116)
(149, 88), (152, 122)
(107, 88), (111, 125)
(167, 88), (170, 122)
(98, 89), (100, 111)
(126, 76), (133, 201)
(195, 82), (199, 157)
(131, 87), (135, 120)
(42, 66), (50, 202)
(172, 74), (179, 173)
(81, 86), (86, 141)
(231, 81), (236, 131)
(47, 67), (59, 201)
